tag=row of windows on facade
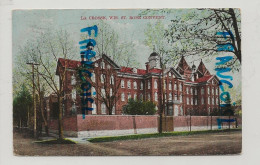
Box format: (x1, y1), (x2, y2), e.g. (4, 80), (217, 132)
(71, 74), (218, 96)
(70, 102), (115, 115)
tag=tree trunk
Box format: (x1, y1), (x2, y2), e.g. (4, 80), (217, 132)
(58, 96), (64, 140)
(40, 93), (49, 136)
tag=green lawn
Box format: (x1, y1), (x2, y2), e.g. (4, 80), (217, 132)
(88, 128), (242, 143)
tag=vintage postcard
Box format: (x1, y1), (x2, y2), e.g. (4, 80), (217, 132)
(12, 9), (241, 156)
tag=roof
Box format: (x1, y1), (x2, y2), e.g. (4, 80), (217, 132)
(194, 75), (213, 83)
(119, 67), (147, 75)
(58, 58), (81, 69)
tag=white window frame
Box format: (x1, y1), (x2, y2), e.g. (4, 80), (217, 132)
(121, 93), (125, 101)
(121, 80), (125, 88)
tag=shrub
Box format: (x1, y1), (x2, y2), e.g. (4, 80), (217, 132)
(123, 98), (156, 115)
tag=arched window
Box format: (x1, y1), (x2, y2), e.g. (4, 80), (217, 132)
(71, 74), (76, 85)
(110, 75), (114, 84)
(91, 72), (95, 83)
(169, 81), (172, 90)
(127, 80), (131, 89)
(155, 92), (158, 101)
(92, 102), (97, 114)
(121, 80), (125, 88)
(101, 103), (106, 114)
(169, 93), (172, 100)
(121, 93), (125, 101)
(154, 80), (158, 89)
(133, 81), (137, 89)
(148, 81), (151, 89)
(140, 82), (143, 90)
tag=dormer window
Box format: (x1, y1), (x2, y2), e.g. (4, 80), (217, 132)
(133, 68), (137, 73)
(169, 72), (172, 77)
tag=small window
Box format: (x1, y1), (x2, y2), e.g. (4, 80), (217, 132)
(121, 80), (125, 88)
(101, 88), (106, 98)
(91, 87), (96, 98)
(112, 106), (115, 114)
(133, 68), (137, 73)
(107, 65), (111, 69)
(155, 92), (158, 101)
(92, 102), (97, 114)
(154, 80), (158, 89)
(169, 72), (172, 77)
(134, 93), (137, 100)
(101, 74), (105, 83)
(101, 103), (106, 114)
(91, 72), (95, 82)
(140, 94), (143, 101)
(147, 94), (151, 101)
(169, 81), (172, 90)
(72, 89), (76, 100)
(110, 88), (112, 96)
(110, 75), (114, 85)
(169, 93), (172, 100)
(71, 74), (76, 85)
(101, 61), (105, 69)
(128, 93), (131, 100)
(201, 87), (204, 95)
(127, 80), (131, 89)
(134, 81), (137, 89)
(121, 93), (125, 101)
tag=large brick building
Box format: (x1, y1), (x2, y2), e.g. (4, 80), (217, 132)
(55, 52), (220, 117)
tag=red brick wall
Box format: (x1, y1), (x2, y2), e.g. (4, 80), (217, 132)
(173, 116), (242, 127)
(49, 116), (77, 131)
(77, 115), (158, 131)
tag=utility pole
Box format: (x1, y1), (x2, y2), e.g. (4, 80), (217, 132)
(27, 62), (39, 138)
